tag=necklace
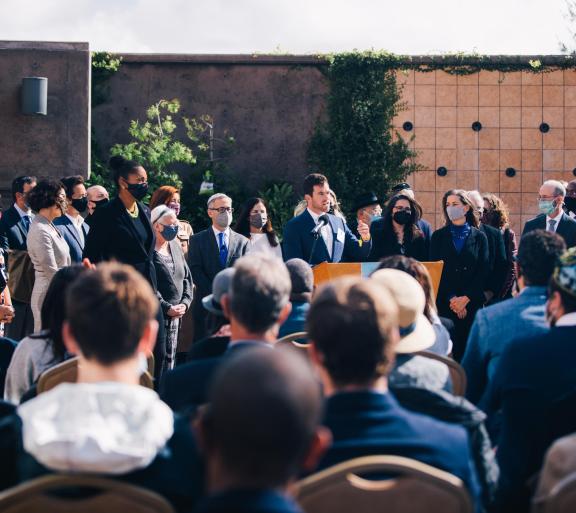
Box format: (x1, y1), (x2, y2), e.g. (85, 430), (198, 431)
(126, 203), (139, 219)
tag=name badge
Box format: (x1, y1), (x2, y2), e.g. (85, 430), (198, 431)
(336, 228), (345, 243)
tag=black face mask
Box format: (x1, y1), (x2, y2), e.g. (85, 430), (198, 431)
(92, 198), (109, 210)
(393, 210), (411, 225)
(126, 182), (149, 201)
(71, 197), (88, 213)
(565, 196), (576, 214)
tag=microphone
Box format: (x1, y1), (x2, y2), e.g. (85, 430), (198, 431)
(310, 214), (329, 237)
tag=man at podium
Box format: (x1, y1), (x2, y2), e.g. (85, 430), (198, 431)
(283, 173), (372, 265)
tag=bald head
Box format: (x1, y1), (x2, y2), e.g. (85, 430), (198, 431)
(202, 347), (323, 487)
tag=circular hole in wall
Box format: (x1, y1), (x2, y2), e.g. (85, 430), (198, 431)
(437, 166), (448, 177)
(403, 121), (413, 132)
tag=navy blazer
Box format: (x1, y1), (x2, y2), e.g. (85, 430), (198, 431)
(160, 341), (268, 412)
(282, 210), (371, 265)
(195, 489), (303, 513)
(482, 326), (576, 512)
(53, 216), (90, 264)
(0, 206), (29, 252)
(522, 213), (576, 248)
(318, 391), (481, 505)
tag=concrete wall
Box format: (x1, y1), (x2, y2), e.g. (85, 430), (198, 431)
(92, 54), (328, 192)
(0, 41), (90, 202)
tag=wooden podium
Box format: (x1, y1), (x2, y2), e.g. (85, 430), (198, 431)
(313, 261), (444, 299)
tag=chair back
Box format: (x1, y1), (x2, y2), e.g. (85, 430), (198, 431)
(37, 358), (155, 394)
(296, 455), (473, 513)
(534, 472), (576, 513)
(0, 474), (174, 513)
(276, 332), (310, 359)
(415, 351), (467, 396)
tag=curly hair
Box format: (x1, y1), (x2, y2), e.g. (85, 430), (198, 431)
(27, 178), (64, 212)
(482, 193), (510, 229)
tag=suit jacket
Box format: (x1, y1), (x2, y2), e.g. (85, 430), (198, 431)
(369, 218), (429, 262)
(480, 224), (507, 296)
(462, 286), (549, 405)
(317, 391), (481, 505)
(0, 206), (34, 302)
(282, 210), (371, 265)
(482, 326), (576, 512)
(83, 197), (157, 288)
(53, 216), (90, 264)
(522, 213), (576, 248)
(160, 341), (268, 412)
(187, 228), (250, 300)
(153, 240), (193, 316)
(430, 225), (490, 312)
(195, 490), (303, 513)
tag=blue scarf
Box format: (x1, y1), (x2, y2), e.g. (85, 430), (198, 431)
(450, 223), (470, 253)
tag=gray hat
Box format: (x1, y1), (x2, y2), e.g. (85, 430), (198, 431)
(202, 268), (236, 316)
(285, 258), (313, 302)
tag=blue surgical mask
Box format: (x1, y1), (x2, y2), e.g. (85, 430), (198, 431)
(538, 199), (556, 216)
(369, 214), (383, 224)
(160, 224), (179, 241)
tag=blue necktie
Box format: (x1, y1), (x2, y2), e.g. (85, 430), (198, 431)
(22, 215), (31, 233)
(218, 232), (228, 267)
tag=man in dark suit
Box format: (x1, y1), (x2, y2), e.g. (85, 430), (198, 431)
(468, 190), (508, 303)
(523, 179), (576, 248)
(54, 175), (90, 263)
(188, 193), (250, 341)
(195, 348), (329, 513)
(482, 248), (576, 512)
(161, 253), (292, 411)
(0, 176), (37, 339)
(283, 174), (371, 265)
(307, 276), (481, 506)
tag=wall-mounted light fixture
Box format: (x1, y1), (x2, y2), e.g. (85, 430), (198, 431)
(21, 77), (47, 115)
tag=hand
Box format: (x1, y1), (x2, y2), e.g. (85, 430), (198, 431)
(0, 305), (15, 324)
(167, 304), (187, 318)
(357, 220), (370, 242)
(82, 258), (96, 270)
(456, 307), (468, 320)
(449, 296), (470, 314)
(214, 324), (231, 337)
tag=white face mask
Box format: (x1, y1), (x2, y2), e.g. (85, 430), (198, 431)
(215, 211), (233, 229)
(446, 205), (466, 222)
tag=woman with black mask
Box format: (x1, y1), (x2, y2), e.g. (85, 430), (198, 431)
(369, 194), (428, 261)
(83, 155), (166, 379)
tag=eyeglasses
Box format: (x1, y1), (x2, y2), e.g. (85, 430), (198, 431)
(209, 207), (234, 214)
(537, 195), (557, 201)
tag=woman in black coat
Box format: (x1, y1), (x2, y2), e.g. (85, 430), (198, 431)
(430, 189), (489, 361)
(83, 155), (166, 378)
(369, 194), (428, 262)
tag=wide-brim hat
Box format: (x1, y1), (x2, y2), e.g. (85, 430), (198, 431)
(371, 268), (436, 353)
(352, 192), (380, 212)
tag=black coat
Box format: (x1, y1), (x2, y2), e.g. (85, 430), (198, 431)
(153, 240), (193, 316)
(83, 197), (157, 288)
(480, 224), (507, 296)
(522, 213), (576, 248)
(369, 218), (429, 262)
(430, 225), (490, 311)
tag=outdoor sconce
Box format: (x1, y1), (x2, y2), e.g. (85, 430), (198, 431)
(539, 123), (550, 133)
(471, 121), (482, 132)
(21, 77), (47, 115)
(437, 167), (448, 177)
(505, 168), (516, 178)
(403, 121), (413, 132)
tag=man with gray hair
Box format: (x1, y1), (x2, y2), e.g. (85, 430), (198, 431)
(188, 193), (250, 340)
(161, 254), (292, 411)
(523, 179), (576, 248)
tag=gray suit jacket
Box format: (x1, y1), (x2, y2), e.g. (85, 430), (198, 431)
(153, 240), (193, 316)
(187, 228), (250, 299)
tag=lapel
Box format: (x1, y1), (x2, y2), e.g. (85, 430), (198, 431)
(227, 230), (236, 265)
(113, 198), (150, 258)
(556, 214), (571, 238)
(63, 217), (84, 250)
(302, 210), (330, 261)
(327, 214), (341, 259)
(207, 228), (222, 263)
(8, 207), (29, 244)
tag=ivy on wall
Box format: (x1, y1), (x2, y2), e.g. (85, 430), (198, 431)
(308, 51), (421, 213)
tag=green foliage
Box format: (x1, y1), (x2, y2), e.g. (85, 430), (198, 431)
(258, 182), (296, 239)
(308, 51), (420, 213)
(91, 52), (122, 108)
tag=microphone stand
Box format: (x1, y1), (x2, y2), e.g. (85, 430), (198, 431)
(308, 230), (321, 265)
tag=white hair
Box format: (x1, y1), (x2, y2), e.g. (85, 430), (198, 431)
(542, 180), (566, 197)
(466, 190), (483, 208)
(207, 193), (232, 208)
(86, 185), (109, 199)
(150, 205), (175, 225)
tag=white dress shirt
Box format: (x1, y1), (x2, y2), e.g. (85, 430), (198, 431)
(14, 203), (33, 220)
(546, 210), (564, 233)
(307, 208), (333, 258)
(66, 213), (85, 246)
(212, 226), (231, 249)
(556, 312), (576, 327)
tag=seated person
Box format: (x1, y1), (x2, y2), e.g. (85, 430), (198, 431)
(161, 254), (292, 412)
(307, 277), (480, 506)
(371, 268), (451, 392)
(195, 347), (330, 513)
(187, 268), (235, 361)
(0, 263), (203, 512)
(278, 258), (313, 338)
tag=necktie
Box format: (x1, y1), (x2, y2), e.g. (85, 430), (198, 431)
(218, 231), (228, 267)
(548, 219), (557, 232)
(22, 215), (31, 233)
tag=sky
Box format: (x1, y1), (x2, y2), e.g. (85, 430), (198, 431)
(0, 0), (574, 55)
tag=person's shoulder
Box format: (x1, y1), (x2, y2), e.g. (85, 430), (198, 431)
(0, 206), (18, 227)
(286, 211), (310, 227)
(481, 223), (499, 237)
(52, 216), (69, 227)
(525, 214), (546, 227)
(561, 212), (576, 228)
(191, 228), (212, 241)
(230, 229), (250, 243)
(399, 400), (469, 443)
(431, 224), (449, 237)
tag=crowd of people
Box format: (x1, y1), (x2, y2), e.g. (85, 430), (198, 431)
(0, 155), (575, 512)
